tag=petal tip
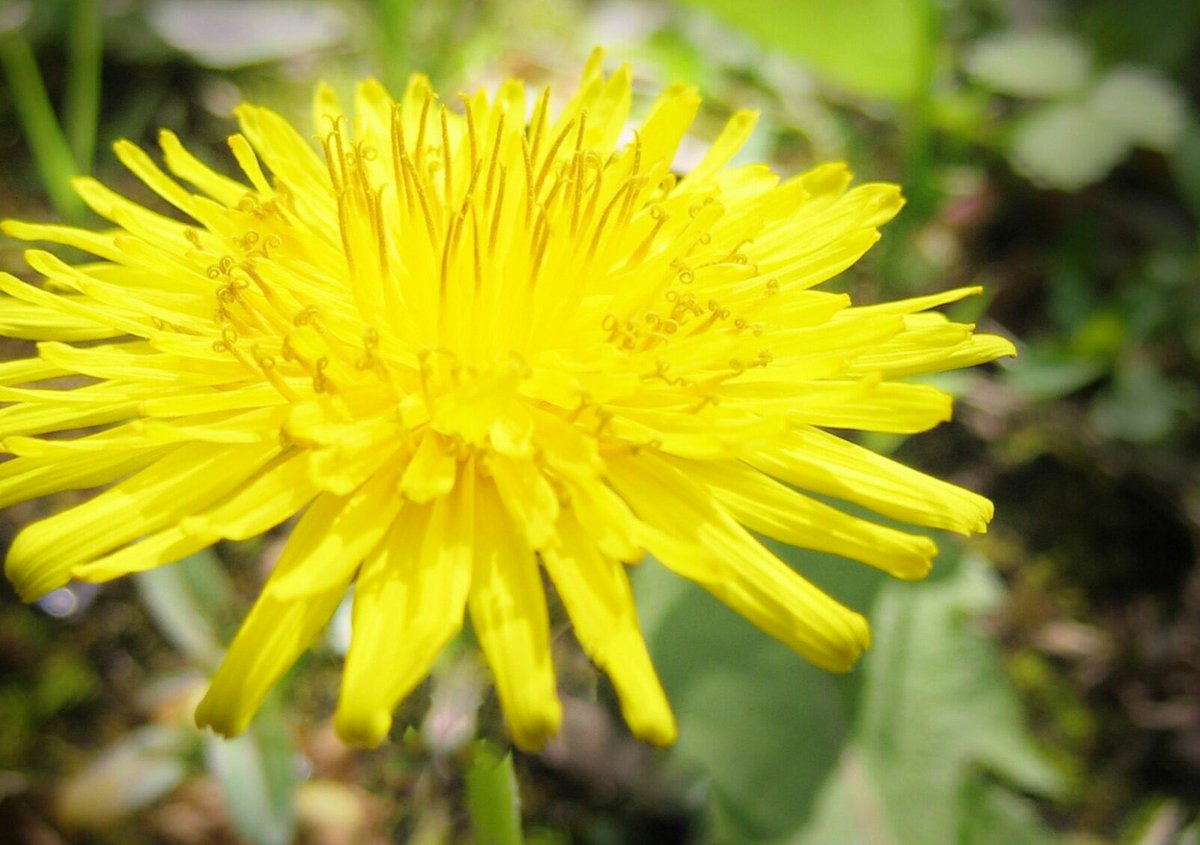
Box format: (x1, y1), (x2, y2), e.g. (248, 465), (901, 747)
(334, 706), (392, 749)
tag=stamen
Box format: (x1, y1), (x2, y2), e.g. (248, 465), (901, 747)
(483, 112), (505, 211)
(440, 211), (465, 297)
(529, 213), (550, 288)
(568, 153), (584, 236)
(520, 136), (535, 222)
(402, 154), (439, 246)
(414, 90), (433, 170)
(372, 184), (389, 275)
(534, 118), (576, 199)
(461, 93), (479, 168)
(586, 178), (634, 261)
(470, 205), (483, 291)
(625, 205), (669, 266)
(391, 104), (415, 214)
(440, 105), (453, 207)
(253, 345), (302, 401)
(488, 167), (507, 256)
(331, 118), (348, 187)
(335, 189), (359, 281)
(578, 152), (603, 237)
(527, 87), (551, 164)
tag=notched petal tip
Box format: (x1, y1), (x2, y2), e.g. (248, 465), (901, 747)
(193, 693), (252, 739)
(334, 705), (393, 749)
(636, 719), (678, 748)
(5, 526), (71, 603)
(623, 700), (678, 747)
(832, 611), (872, 673)
(507, 704), (563, 753)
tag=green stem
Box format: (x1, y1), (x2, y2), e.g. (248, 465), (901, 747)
(64, 0), (103, 172)
(0, 28), (83, 220)
(466, 741), (525, 845)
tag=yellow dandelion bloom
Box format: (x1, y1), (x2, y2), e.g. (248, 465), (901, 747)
(0, 51), (1014, 751)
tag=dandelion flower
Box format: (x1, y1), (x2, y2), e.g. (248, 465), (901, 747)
(0, 51), (1014, 750)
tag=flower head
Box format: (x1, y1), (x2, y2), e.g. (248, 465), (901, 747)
(1, 51), (1014, 750)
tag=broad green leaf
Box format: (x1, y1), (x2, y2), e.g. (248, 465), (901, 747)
(674, 0), (933, 101)
(964, 31), (1092, 99)
(635, 548), (886, 843)
(791, 553), (1062, 844)
(1009, 101), (1129, 190)
(957, 773), (1061, 845)
(1087, 65), (1190, 153)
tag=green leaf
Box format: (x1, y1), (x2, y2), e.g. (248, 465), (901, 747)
(466, 741), (525, 845)
(1087, 65), (1190, 153)
(964, 31), (1092, 99)
(134, 551), (230, 669)
(205, 693), (297, 845)
(1008, 100), (1130, 190)
(1004, 353), (1106, 400)
(635, 549), (885, 843)
(1090, 354), (1188, 444)
(674, 0), (934, 101)
(1170, 122), (1200, 222)
(956, 773), (1060, 845)
(641, 544), (1061, 844)
(792, 553), (1062, 844)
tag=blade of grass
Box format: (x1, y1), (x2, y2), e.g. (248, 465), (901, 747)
(0, 27), (84, 220)
(64, 0), (103, 172)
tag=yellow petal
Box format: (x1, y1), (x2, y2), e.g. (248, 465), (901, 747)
(195, 587), (345, 737)
(335, 470), (473, 747)
(267, 466), (405, 599)
(607, 452), (870, 673)
(468, 477), (561, 751)
(542, 509), (675, 744)
(0, 439), (169, 510)
(180, 450), (318, 542)
(6, 443), (280, 601)
(398, 430), (456, 503)
(748, 426), (995, 535)
(158, 129), (248, 206)
(685, 110), (759, 185)
(667, 455), (935, 579)
(485, 452), (559, 550)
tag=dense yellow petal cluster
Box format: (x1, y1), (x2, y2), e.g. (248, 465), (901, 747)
(0, 51), (1014, 750)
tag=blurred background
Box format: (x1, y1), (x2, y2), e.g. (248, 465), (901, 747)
(0, 0), (1197, 842)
